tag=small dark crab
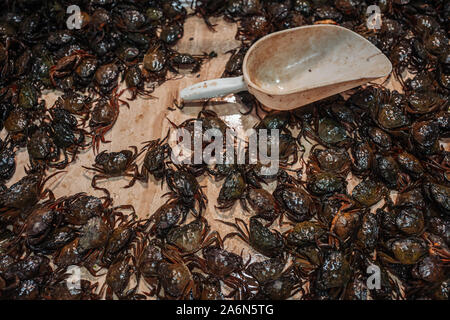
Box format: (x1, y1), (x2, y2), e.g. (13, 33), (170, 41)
(197, 109), (229, 139)
(394, 149), (425, 180)
(273, 180), (319, 223)
(130, 132), (172, 185)
(307, 145), (351, 176)
(191, 273), (223, 300)
(53, 91), (92, 118)
(314, 250), (352, 298)
(0, 139), (16, 182)
(134, 237), (164, 295)
(237, 15), (272, 42)
(164, 167), (207, 216)
(219, 217), (285, 258)
(170, 109), (229, 149)
(189, 246), (249, 299)
(148, 200), (190, 238)
(330, 179), (389, 212)
(216, 167), (247, 210)
(89, 95), (120, 153)
(369, 88), (410, 132)
(214, 163), (273, 211)
(26, 128), (59, 170)
(101, 218), (142, 267)
(155, 249), (195, 300)
(351, 179), (389, 207)
(100, 255), (142, 300)
(82, 147), (142, 197)
(192, 0), (227, 32)
(12, 197), (70, 254)
(61, 193), (108, 226)
(121, 65), (155, 101)
(255, 269), (303, 300)
(74, 56), (99, 87)
(159, 23), (184, 46)
(241, 187), (282, 226)
(284, 221), (326, 249)
(222, 47), (247, 77)
(378, 237), (428, 265)
(244, 258), (286, 288)
(93, 62), (121, 95)
(350, 140), (375, 176)
(142, 43), (169, 84)
(254, 110), (293, 134)
(406, 90), (446, 115)
(422, 180), (450, 216)
(374, 154), (409, 191)
(47, 108), (88, 169)
(303, 113), (352, 149)
(168, 52), (213, 74)
(306, 170), (347, 197)
(236, 91), (266, 117)
(0, 171), (62, 215)
(165, 217), (222, 256)
(408, 120), (441, 156)
(50, 50), (94, 88)
(113, 6), (151, 34)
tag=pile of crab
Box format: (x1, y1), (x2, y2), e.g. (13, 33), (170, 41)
(0, 0), (449, 300)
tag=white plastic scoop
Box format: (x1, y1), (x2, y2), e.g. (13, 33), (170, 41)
(180, 25), (392, 111)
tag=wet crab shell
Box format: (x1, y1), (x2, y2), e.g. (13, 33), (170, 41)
(202, 246), (243, 277)
(95, 150), (134, 174)
(352, 179), (387, 207)
(246, 258), (285, 284)
(94, 63), (120, 92)
(286, 221), (325, 247)
(248, 218), (284, 258)
(157, 261), (192, 298)
(273, 185), (315, 222)
(317, 251), (351, 290)
(78, 217), (110, 252)
(388, 237), (427, 265)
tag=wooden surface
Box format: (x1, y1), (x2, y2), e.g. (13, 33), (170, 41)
(4, 16), (423, 298)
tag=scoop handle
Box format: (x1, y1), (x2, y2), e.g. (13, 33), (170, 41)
(180, 76), (248, 101)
